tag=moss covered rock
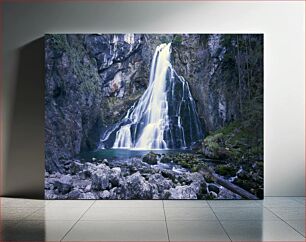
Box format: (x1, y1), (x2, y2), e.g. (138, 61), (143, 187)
(142, 152), (159, 165)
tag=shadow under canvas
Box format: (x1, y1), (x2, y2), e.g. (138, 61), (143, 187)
(4, 38), (45, 199)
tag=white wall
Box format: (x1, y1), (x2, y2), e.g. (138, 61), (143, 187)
(2, 1), (305, 197)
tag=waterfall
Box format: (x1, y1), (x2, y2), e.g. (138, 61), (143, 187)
(100, 43), (204, 150)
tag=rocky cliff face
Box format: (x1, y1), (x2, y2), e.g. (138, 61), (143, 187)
(45, 34), (263, 172)
(45, 34), (151, 172)
(171, 34), (263, 132)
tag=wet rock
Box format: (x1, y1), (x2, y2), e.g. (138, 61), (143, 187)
(209, 191), (218, 199)
(142, 152), (158, 165)
(160, 155), (172, 163)
(161, 170), (176, 181)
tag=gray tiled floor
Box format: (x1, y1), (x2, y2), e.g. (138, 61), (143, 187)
(0, 197), (305, 241)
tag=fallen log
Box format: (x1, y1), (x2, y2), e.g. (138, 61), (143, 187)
(212, 173), (259, 199)
(200, 169), (259, 199)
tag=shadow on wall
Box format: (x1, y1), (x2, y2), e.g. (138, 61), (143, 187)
(4, 38), (45, 199)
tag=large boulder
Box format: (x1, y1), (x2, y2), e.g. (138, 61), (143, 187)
(91, 165), (111, 190)
(187, 172), (207, 194)
(142, 152), (159, 165)
(166, 185), (197, 199)
(123, 172), (153, 199)
(202, 146), (230, 160)
(110, 167), (121, 187)
(148, 173), (173, 193)
(201, 133), (230, 160)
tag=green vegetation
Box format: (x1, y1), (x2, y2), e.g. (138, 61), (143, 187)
(159, 152), (211, 176)
(202, 118), (263, 163)
(48, 34), (101, 96)
(215, 165), (237, 177)
(173, 35), (183, 45)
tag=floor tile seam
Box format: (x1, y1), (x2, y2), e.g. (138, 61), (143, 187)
(206, 201), (232, 242)
(209, 206), (263, 209)
(162, 200), (170, 242)
(20, 219), (85, 221)
(265, 206), (306, 238)
(291, 197), (306, 205)
(79, 219), (170, 221)
(263, 206), (305, 209)
(1, 207), (43, 232)
(90, 207), (164, 209)
(60, 200), (96, 241)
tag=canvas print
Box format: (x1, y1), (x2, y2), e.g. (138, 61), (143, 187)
(45, 34), (263, 199)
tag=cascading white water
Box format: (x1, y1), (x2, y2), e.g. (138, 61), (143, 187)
(100, 43), (203, 150)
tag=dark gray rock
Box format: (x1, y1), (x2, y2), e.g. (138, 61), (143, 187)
(53, 175), (72, 194)
(68, 190), (82, 199)
(70, 160), (84, 175)
(208, 184), (220, 194)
